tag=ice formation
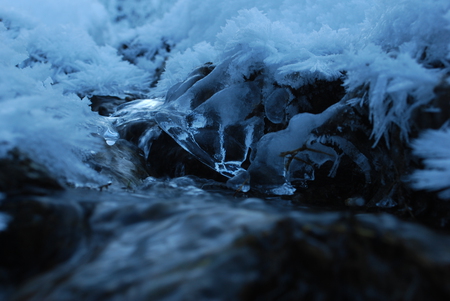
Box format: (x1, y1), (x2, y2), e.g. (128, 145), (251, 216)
(1, 0), (450, 198)
(410, 127), (450, 199)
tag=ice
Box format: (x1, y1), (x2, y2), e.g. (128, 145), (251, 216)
(1, 0), (450, 195)
(194, 83), (260, 126)
(226, 170), (251, 193)
(103, 127), (119, 146)
(410, 127), (450, 199)
(248, 103), (343, 194)
(154, 111), (218, 173)
(155, 81), (264, 178)
(318, 135), (372, 184)
(264, 88), (289, 124)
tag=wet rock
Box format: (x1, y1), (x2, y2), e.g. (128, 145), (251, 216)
(291, 103), (398, 206)
(242, 213), (450, 301)
(4, 189), (450, 301)
(107, 61), (449, 229)
(89, 95), (129, 116)
(111, 60), (386, 204)
(0, 149), (63, 195)
(88, 139), (150, 189)
(0, 195), (88, 288)
(146, 131), (228, 181)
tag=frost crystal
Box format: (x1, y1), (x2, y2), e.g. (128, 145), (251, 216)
(1, 0), (450, 195)
(410, 128), (450, 199)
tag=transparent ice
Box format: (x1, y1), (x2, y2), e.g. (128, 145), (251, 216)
(155, 80), (264, 178)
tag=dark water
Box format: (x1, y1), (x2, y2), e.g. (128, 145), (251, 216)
(2, 178), (450, 301)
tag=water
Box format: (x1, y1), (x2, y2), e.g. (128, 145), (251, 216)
(0, 179), (306, 300)
(3, 181), (450, 301)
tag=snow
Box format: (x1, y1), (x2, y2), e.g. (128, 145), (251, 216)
(1, 0), (450, 196)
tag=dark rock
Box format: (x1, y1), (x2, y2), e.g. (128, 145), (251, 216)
(412, 77), (450, 133)
(4, 189), (450, 301)
(88, 139), (150, 188)
(242, 214), (450, 301)
(290, 78), (346, 114)
(0, 196), (88, 287)
(89, 95), (129, 116)
(0, 149), (63, 195)
(146, 131), (228, 182)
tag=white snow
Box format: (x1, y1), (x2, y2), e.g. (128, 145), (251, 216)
(1, 0), (449, 194)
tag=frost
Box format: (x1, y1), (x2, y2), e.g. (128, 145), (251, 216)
(343, 45), (442, 145)
(410, 128), (450, 199)
(1, 0), (450, 195)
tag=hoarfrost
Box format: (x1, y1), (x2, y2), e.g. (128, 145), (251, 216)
(1, 0), (450, 195)
(410, 128), (450, 199)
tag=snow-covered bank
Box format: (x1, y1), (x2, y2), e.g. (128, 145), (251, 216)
(1, 0), (450, 199)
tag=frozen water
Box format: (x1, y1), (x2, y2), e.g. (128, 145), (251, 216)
(248, 103), (343, 194)
(154, 80), (264, 178)
(1, 0), (450, 195)
(264, 88), (290, 124)
(103, 127), (119, 146)
(318, 135), (372, 184)
(226, 170), (251, 193)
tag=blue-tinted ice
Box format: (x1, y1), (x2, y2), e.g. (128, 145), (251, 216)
(112, 60), (376, 196)
(155, 82), (264, 178)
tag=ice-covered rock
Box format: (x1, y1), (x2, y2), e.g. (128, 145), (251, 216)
(114, 58), (398, 202)
(247, 103), (343, 195)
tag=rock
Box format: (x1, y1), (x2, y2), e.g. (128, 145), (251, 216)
(146, 131), (228, 181)
(241, 214), (450, 301)
(0, 149), (64, 195)
(412, 77), (450, 132)
(89, 95), (128, 116)
(3, 189), (450, 301)
(0, 195), (88, 288)
(87, 139), (150, 189)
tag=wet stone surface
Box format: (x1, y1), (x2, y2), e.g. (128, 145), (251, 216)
(1, 186), (450, 301)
